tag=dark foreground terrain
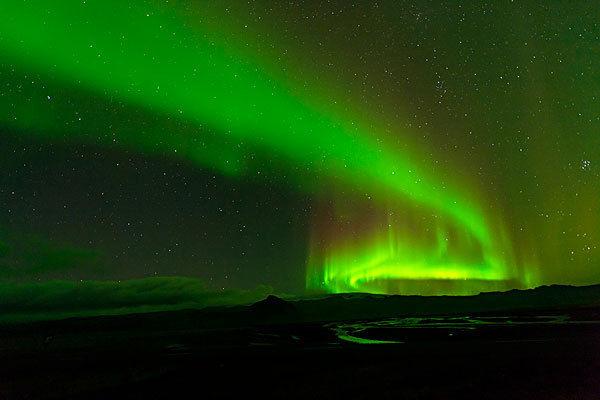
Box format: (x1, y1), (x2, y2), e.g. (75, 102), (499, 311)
(1, 285), (600, 399)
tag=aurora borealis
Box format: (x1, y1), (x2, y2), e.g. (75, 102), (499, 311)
(1, 1), (599, 314)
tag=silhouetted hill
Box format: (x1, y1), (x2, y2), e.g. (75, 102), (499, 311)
(2, 284), (599, 337)
(250, 295), (296, 313)
(244, 294), (299, 324)
(293, 284), (600, 322)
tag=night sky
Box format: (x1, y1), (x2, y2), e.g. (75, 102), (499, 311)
(1, 1), (599, 317)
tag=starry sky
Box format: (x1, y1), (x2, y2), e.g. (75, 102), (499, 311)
(0, 1), (599, 314)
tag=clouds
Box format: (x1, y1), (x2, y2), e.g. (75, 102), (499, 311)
(0, 277), (273, 322)
(0, 229), (273, 322)
(0, 230), (102, 279)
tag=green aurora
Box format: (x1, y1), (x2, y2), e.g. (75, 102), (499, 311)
(1, 1), (598, 302)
